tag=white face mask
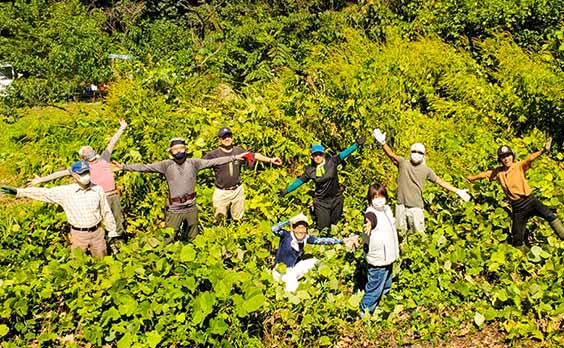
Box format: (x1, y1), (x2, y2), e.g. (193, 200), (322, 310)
(410, 153), (424, 164)
(76, 174), (91, 186)
(372, 197), (386, 209)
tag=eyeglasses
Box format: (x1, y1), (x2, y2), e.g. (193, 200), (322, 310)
(312, 152), (324, 157)
(411, 150), (425, 155)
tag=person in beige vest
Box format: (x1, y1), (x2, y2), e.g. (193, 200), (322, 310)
(467, 138), (564, 247)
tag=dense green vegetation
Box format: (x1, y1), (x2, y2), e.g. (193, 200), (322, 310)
(1, 0), (564, 347)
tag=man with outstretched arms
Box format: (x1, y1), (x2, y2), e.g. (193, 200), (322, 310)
(28, 119), (128, 250)
(1, 161), (117, 258)
(467, 138), (564, 247)
(203, 127), (282, 222)
(279, 136), (366, 233)
(372, 128), (470, 234)
(112, 137), (248, 242)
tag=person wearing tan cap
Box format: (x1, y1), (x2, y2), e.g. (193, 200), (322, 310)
(467, 138), (564, 247)
(112, 137), (248, 242)
(270, 213), (358, 292)
(372, 128), (470, 235)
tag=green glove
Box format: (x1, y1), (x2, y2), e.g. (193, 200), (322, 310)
(0, 185), (17, 195)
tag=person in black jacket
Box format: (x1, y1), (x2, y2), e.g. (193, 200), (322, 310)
(279, 137), (365, 232)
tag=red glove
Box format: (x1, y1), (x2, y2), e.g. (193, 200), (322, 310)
(241, 152), (255, 168)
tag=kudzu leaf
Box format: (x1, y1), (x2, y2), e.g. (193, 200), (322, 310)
(146, 331), (162, 348)
(117, 332), (133, 348)
(0, 324), (8, 337)
(192, 292), (216, 325)
(180, 245), (196, 262)
(244, 292), (265, 313)
(209, 318), (228, 335)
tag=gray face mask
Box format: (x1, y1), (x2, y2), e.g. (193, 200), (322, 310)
(76, 174), (91, 186)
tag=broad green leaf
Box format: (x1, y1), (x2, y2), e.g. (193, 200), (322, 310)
(146, 331), (162, 348)
(0, 324), (8, 337)
(192, 292), (216, 325)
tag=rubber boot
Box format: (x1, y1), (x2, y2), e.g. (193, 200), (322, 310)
(550, 218), (564, 240)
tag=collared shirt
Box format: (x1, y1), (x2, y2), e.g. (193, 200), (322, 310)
(17, 184), (117, 236)
(479, 160), (533, 201)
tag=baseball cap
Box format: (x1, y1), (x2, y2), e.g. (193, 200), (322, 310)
(497, 145), (514, 158)
(168, 137), (187, 151)
(410, 143), (426, 154)
(290, 213), (310, 227)
(78, 146), (97, 161)
(311, 144), (325, 154)
(218, 127), (232, 137)
(70, 160), (90, 174)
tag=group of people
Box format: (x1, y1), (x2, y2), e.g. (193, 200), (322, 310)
(1, 119), (563, 317)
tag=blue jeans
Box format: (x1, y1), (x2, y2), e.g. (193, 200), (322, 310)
(360, 264), (393, 315)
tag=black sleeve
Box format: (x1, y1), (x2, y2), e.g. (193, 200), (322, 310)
(364, 212), (377, 229)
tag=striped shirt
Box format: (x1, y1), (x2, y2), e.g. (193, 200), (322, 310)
(17, 184), (117, 237)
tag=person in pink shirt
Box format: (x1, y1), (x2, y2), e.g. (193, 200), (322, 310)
(28, 119), (128, 252)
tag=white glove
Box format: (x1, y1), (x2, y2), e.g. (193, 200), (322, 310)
(343, 234), (360, 251)
(455, 189), (471, 202)
(372, 128), (386, 145)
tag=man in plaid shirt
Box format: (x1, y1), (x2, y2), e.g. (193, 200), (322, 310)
(1, 161), (116, 258)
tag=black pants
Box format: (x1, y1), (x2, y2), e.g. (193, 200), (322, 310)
(511, 195), (556, 246)
(313, 195), (343, 233)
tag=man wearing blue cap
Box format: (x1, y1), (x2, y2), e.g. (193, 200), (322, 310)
(279, 136), (366, 232)
(204, 127), (282, 222)
(0, 161), (117, 258)
(27, 118), (128, 247)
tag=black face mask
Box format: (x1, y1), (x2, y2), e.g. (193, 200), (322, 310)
(172, 152), (187, 161)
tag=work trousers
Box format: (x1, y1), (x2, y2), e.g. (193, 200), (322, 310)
(313, 195), (343, 232)
(165, 205), (199, 242)
(511, 195), (556, 247)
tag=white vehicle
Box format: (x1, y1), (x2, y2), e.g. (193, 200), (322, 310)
(0, 63), (19, 96)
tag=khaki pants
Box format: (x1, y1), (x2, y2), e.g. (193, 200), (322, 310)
(165, 206), (199, 242)
(212, 185), (245, 221)
(70, 227), (107, 258)
(106, 192), (125, 237)
(395, 204), (425, 234)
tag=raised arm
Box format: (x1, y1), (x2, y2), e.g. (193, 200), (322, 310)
(307, 235), (342, 245)
(15, 186), (66, 205)
(435, 176), (471, 202)
(338, 136), (366, 161)
(105, 118), (127, 155)
(192, 155), (237, 171)
(372, 128), (400, 165)
(121, 161), (168, 174)
(466, 170), (493, 183)
(271, 219), (290, 236)
(280, 173), (310, 197)
(254, 153), (282, 166)
(28, 169), (71, 186)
